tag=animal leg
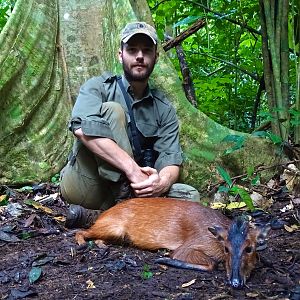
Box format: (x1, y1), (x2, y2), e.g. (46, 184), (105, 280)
(75, 230), (103, 245)
(170, 244), (217, 271)
(74, 215), (127, 245)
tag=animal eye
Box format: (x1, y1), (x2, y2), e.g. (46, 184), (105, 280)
(245, 246), (253, 253)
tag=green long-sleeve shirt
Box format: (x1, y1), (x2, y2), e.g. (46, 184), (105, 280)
(69, 72), (183, 171)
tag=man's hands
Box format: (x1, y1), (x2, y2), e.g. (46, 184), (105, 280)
(131, 165), (180, 198)
(130, 167), (164, 197)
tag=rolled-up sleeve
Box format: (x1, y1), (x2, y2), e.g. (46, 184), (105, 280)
(154, 104), (183, 171)
(69, 77), (114, 140)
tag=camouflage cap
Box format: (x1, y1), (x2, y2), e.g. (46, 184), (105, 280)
(121, 22), (157, 44)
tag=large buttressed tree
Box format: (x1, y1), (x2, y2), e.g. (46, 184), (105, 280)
(0, 0), (283, 190)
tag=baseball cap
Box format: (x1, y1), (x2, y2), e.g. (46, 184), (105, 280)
(121, 22), (157, 44)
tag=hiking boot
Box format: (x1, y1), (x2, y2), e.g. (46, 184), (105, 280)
(65, 204), (101, 229)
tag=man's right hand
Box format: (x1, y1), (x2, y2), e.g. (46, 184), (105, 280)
(126, 165), (149, 184)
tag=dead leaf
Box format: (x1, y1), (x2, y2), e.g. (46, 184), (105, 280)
(280, 202), (294, 213)
(24, 214), (38, 227)
(7, 203), (23, 217)
(226, 201), (246, 210)
(34, 193), (59, 203)
(0, 230), (20, 242)
(213, 192), (227, 203)
(158, 264), (168, 271)
(282, 164), (300, 195)
(267, 179), (276, 189)
(250, 191), (263, 204)
(292, 197), (300, 205)
(0, 194), (7, 202)
(246, 292), (259, 298)
(251, 193), (274, 210)
(284, 224), (299, 233)
(24, 200), (54, 214)
(86, 279), (96, 289)
(53, 216), (66, 222)
(210, 202), (226, 209)
(181, 278), (196, 288)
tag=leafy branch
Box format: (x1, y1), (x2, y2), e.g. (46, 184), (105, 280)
(187, 50), (260, 81)
(183, 0), (261, 35)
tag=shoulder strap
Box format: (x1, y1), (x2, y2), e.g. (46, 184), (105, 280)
(117, 76), (142, 162)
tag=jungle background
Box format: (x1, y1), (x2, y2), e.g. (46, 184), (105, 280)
(0, 0), (299, 189)
(0, 0), (299, 299)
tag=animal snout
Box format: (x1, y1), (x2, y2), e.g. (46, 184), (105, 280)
(229, 277), (244, 288)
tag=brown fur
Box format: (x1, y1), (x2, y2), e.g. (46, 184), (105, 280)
(75, 197), (263, 283)
(75, 198), (231, 268)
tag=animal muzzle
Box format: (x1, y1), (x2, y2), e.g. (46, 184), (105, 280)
(229, 277), (244, 288)
(229, 260), (244, 288)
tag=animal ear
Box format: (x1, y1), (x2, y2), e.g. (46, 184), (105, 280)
(254, 224), (271, 249)
(208, 226), (227, 242)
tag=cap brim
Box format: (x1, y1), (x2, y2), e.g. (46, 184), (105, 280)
(122, 30), (157, 44)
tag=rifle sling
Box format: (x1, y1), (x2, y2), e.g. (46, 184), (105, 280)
(117, 76), (143, 161)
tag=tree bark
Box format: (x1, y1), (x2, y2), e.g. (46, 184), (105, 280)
(0, 0), (72, 184)
(162, 18), (206, 52)
(0, 0), (286, 190)
(294, 1), (300, 144)
(251, 76), (265, 130)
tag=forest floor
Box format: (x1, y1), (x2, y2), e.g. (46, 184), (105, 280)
(0, 182), (299, 300)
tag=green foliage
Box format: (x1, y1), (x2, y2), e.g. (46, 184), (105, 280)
(148, 0), (298, 134)
(0, 194), (8, 206)
(222, 134), (246, 154)
(216, 166), (255, 211)
(51, 173), (60, 184)
(141, 264), (153, 280)
(216, 165), (232, 187)
(252, 131), (283, 145)
(230, 186), (255, 211)
(19, 231), (34, 240)
(15, 186), (33, 192)
(289, 108), (300, 126)
(148, 0), (262, 131)
(0, 0), (14, 32)
(29, 266), (42, 284)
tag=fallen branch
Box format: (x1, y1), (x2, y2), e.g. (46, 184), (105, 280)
(165, 34), (198, 108)
(162, 18), (206, 51)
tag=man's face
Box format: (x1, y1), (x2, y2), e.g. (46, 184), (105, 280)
(119, 34), (158, 82)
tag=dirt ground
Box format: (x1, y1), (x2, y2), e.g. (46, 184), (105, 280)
(0, 183), (299, 300)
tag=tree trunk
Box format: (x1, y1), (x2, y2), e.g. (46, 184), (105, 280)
(294, 1), (300, 144)
(0, 0), (285, 190)
(0, 0), (73, 184)
(259, 0), (290, 140)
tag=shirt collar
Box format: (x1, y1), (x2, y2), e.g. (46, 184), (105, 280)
(121, 75), (153, 101)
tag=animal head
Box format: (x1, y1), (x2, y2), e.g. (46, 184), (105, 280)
(208, 216), (270, 288)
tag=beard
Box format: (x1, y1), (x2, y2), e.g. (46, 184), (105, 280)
(122, 60), (155, 82)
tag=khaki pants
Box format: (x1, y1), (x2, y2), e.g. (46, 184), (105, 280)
(60, 102), (200, 210)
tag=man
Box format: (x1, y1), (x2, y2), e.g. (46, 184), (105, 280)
(60, 22), (199, 228)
